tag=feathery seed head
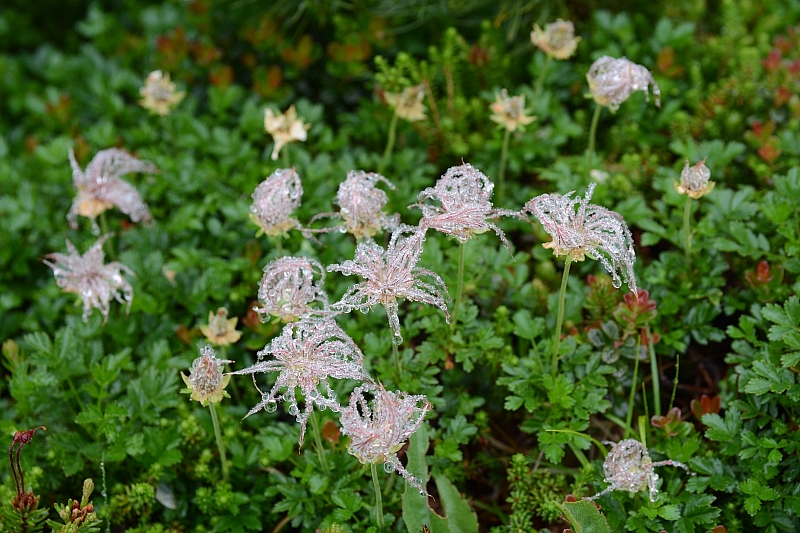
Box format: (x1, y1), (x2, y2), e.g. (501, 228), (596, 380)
(675, 159), (714, 199)
(250, 168), (303, 237)
(256, 256), (328, 322)
(586, 56), (661, 112)
(230, 317), (369, 446)
(68, 148), (157, 234)
(199, 307), (242, 346)
(384, 84), (427, 122)
(335, 170), (400, 240)
(523, 183), (637, 293)
(412, 163), (520, 249)
(181, 345), (233, 406)
(43, 235), (134, 324)
(264, 104), (311, 161)
(340, 385), (431, 494)
(327, 225), (450, 343)
(139, 70), (185, 115)
(490, 89), (537, 132)
(589, 439), (689, 502)
(531, 19), (581, 60)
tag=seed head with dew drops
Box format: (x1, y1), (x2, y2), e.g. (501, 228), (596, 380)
(43, 234), (134, 324)
(310, 170), (400, 241)
(67, 148), (157, 235)
(675, 159), (715, 199)
(327, 225), (451, 344)
(587, 439), (690, 502)
(586, 56), (661, 113)
(249, 167), (305, 238)
(523, 183), (637, 294)
(181, 345), (233, 407)
(255, 256), (329, 323)
(339, 384), (431, 495)
(411, 163), (521, 251)
(229, 317), (371, 446)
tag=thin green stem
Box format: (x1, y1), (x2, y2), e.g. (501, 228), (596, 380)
(371, 463), (384, 531)
(309, 412), (331, 478)
(272, 234), (284, 257)
(98, 212), (116, 260)
(625, 339), (642, 438)
(550, 257), (572, 378)
(101, 453), (110, 533)
(647, 328), (661, 416)
(670, 352), (680, 411)
(378, 110), (399, 175)
(451, 241), (466, 334)
(497, 128), (511, 204)
(392, 342), (402, 375)
(533, 55), (553, 105)
(683, 196), (693, 270)
(282, 145), (290, 168)
(586, 103), (602, 177)
(208, 403), (229, 481)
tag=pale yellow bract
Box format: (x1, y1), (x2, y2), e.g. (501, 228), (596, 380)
(264, 104), (311, 161)
(139, 70), (185, 116)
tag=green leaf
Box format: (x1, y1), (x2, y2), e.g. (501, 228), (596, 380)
(744, 495), (761, 516)
(402, 424), (449, 533)
(658, 504), (681, 521)
(555, 500), (611, 533)
(512, 310), (545, 340)
(434, 475), (479, 533)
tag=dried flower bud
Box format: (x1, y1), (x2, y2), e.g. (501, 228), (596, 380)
(531, 19), (581, 60)
(586, 56), (661, 112)
(384, 84), (427, 122)
(490, 89), (537, 132)
(256, 256), (328, 322)
(264, 104), (310, 161)
(523, 183), (637, 293)
(230, 318), (370, 446)
(181, 345), (233, 406)
(412, 163), (520, 249)
(139, 70), (185, 115)
(43, 235), (134, 323)
(674, 159), (714, 199)
(340, 385), (431, 494)
(328, 225), (450, 344)
(250, 168), (303, 237)
(588, 439), (689, 502)
(334, 170), (400, 240)
(199, 307), (242, 346)
(68, 148), (157, 234)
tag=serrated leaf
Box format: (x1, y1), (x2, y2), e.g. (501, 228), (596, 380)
(744, 377), (773, 395)
(744, 495), (761, 516)
(555, 500), (611, 533)
(658, 504), (681, 521)
(512, 310), (545, 340)
(781, 351), (800, 368)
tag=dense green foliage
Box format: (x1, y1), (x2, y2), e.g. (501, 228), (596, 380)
(2, 1), (800, 532)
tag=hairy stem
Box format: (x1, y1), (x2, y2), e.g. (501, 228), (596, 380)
(670, 352), (680, 411)
(497, 128), (511, 204)
(371, 463), (384, 531)
(379, 110), (399, 175)
(272, 234), (284, 257)
(282, 145), (290, 168)
(451, 241), (466, 334)
(683, 196), (693, 270)
(551, 257), (572, 378)
(625, 339), (642, 438)
(392, 342), (402, 375)
(647, 328), (661, 416)
(533, 54), (553, 105)
(208, 403), (229, 481)
(98, 213), (116, 260)
(309, 412), (331, 478)
(587, 103), (602, 177)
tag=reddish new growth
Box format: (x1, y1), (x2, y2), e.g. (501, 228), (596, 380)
(230, 317), (370, 446)
(256, 256), (328, 322)
(411, 163), (520, 250)
(10, 427), (46, 511)
(327, 225), (451, 344)
(339, 385), (431, 494)
(311, 170), (399, 240)
(68, 148), (157, 234)
(43, 235), (135, 323)
(523, 183), (637, 294)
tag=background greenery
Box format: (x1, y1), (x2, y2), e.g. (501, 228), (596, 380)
(2, 0), (800, 532)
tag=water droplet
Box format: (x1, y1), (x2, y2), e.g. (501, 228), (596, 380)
(264, 402), (278, 413)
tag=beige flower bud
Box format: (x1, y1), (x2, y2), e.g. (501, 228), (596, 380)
(531, 19), (581, 60)
(264, 105), (311, 161)
(384, 84), (426, 122)
(490, 89), (537, 132)
(139, 71), (185, 116)
(674, 159), (715, 199)
(199, 308), (242, 346)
